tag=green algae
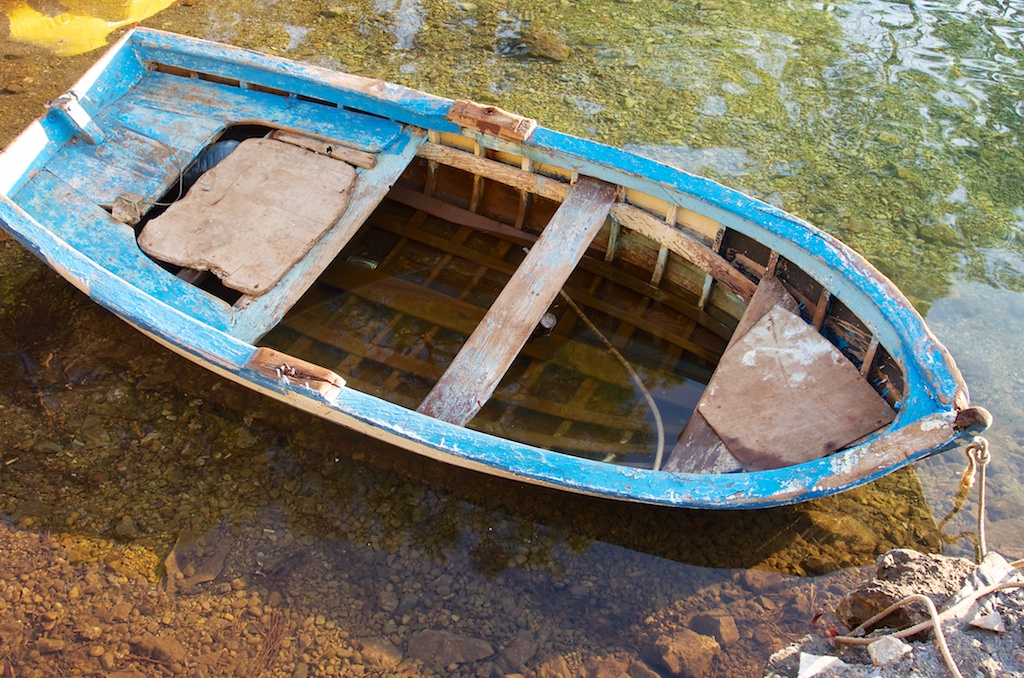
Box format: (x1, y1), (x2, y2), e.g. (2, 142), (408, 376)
(143, 0), (1024, 309)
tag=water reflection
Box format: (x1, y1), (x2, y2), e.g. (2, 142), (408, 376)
(1, 0), (176, 56)
(1, 0), (1023, 674)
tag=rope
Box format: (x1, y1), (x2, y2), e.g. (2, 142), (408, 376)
(834, 593), (963, 678)
(834, 439), (1012, 678)
(938, 436), (992, 563)
(557, 289), (666, 471)
(518, 245), (666, 470)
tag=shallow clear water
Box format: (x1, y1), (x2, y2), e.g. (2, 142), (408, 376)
(1, 0), (1022, 675)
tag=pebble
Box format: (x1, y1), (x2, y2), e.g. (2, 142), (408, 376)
(0, 282), (970, 678)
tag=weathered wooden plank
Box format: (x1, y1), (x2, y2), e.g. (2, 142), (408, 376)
(663, 275), (799, 473)
(42, 122), (182, 208)
(610, 202), (756, 300)
(130, 70), (403, 152)
(416, 141), (756, 300)
(700, 305), (896, 471)
(446, 100), (537, 142)
(269, 130), (377, 169)
(140, 137), (357, 296)
(229, 126), (427, 342)
(418, 176), (617, 426)
(417, 141), (570, 201)
(248, 346), (345, 401)
(13, 169), (235, 331)
(661, 412), (740, 474)
(385, 185), (735, 340)
(317, 260), (662, 389)
(367, 213), (724, 375)
(388, 185), (534, 244)
(281, 302), (648, 433)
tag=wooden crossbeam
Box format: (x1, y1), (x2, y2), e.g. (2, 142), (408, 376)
(417, 176), (617, 426)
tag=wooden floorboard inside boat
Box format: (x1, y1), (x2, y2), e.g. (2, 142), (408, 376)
(259, 186), (731, 467)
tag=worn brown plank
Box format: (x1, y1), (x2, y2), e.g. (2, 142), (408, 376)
(699, 305), (896, 471)
(269, 130), (377, 169)
(418, 176), (617, 426)
(663, 275), (800, 473)
(139, 137), (356, 296)
(248, 346), (346, 401)
(446, 100), (537, 142)
(416, 141), (755, 301)
(389, 186), (735, 341)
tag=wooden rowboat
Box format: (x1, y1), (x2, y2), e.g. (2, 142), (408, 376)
(0, 29), (990, 508)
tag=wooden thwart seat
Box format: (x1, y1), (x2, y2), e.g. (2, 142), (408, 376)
(664, 275), (896, 473)
(417, 176), (618, 426)
(138, 137), (357, 296)
(664, 275), (797, 473)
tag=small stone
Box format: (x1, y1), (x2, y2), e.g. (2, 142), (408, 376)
(969, 610), (1006, 633)
(797, 653), (849, 678)
(110, 601), (134, 622)
(114, 516), (141, 540)
(867, 635), (911, 666)
(358, 637), (402, 669)
(647, 629), (719, 677)
(379, 589), (399, 612)
(135, 634), (187, 664)
(268, 591), (283, 608)
(89, 645), (106, 657)
(35, 638), (65, 654)
(407, 630), (492, 669)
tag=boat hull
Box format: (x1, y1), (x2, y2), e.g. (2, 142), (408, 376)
(0, 28), (991, 508)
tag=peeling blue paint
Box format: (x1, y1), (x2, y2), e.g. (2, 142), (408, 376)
(0, 28), (984, 509)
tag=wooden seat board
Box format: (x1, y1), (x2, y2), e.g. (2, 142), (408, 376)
(663, 275), (797, 473)
(699, 304), (896, 471)
(139, 137), (356, 297)
(417, 176), (618, 426)
(229, 126), (427, 343)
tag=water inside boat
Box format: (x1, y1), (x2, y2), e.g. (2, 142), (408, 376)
(134, 120), (905, 472)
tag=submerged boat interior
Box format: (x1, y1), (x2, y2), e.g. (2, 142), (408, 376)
(17, 50), (906, 476)
(125, 78), (902, 475)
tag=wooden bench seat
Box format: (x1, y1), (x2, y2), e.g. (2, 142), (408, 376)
(138, 136), (357, 296)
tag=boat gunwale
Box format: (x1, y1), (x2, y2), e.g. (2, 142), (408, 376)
(124, 26), (965, 418)
(0, 27), (983, 507)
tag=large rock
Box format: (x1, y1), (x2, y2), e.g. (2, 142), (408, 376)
(647, 629), (720, 677)
(358, 637), (402, 668)
(499, 631), (538, 673)
(690, 613), (740, 646)
(835, 549), (975, 631)
(406, 629), (492, 669)
(134, 633), (187, 664)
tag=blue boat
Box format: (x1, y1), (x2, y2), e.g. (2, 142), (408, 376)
(0, 28), (990, 508)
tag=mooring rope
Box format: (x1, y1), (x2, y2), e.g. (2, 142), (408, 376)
(834, 593), (963, 678)
(833, 435), (1012, 678)
(938, 436), (992, 562)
